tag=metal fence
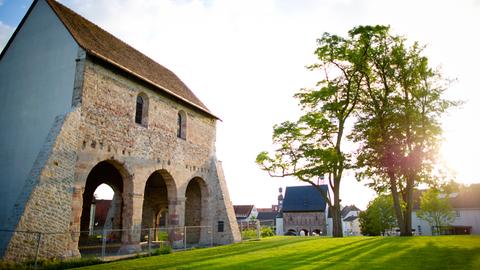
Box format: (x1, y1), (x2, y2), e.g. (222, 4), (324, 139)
(0, 226), (213, 267)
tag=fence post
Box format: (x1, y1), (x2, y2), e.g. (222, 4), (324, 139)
(148, 228), (152, 256)
(256, 220), (260, 239)
(101, 229), (107, 261)
(34, 232), (42, 270)
(184, 226), (187, 250)
(240, 221), (243, 240)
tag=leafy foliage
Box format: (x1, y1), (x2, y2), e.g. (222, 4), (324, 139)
(256, 25), (367, 237)
(359, 195), (397, 236)
(417, 189), (455, 235)
(348, 25), (458, 236)
(257, 24), (456, 237)
(260, 227), (275, 238)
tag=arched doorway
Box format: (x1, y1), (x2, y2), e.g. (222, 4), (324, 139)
(184, 177), (208, 246)
(141, 170), (176, 242)
(285, 229), (297, 236)
(79, 161), (125, 254)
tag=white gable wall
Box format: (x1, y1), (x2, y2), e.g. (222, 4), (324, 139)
(0, 0), (78, 228)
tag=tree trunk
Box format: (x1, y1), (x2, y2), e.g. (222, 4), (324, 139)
(403, 175), (414, 236)
(331, 205), (343, 237)
(388, 172), (406, 235)
(331, 186), (343, 237)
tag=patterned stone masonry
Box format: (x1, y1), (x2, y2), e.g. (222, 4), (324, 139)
(3, 108), (81, 261)
(283, 212), (327, 235)
(2, 54), (241, 261)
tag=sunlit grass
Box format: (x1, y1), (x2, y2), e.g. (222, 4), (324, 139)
(75, 236), (480, 270)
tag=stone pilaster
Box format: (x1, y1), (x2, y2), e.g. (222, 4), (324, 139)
(119, 192), (143, 254)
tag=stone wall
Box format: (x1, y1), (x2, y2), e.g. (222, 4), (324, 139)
(67, 56), (240, 253)
(3, 54), (240, 261)
(283, 212), (327, 235)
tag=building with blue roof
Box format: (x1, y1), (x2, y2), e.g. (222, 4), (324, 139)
(277, 185), (329, 236)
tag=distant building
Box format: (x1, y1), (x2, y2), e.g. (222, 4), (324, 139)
(257, 206), (278, 227)
(277, 185), (329, 236)
(412, 184), (480, 235)
(341, 205), (361, 236)
(233, 205), (258, 222)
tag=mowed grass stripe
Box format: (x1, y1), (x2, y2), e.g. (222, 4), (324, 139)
(74, 236), (480, 270)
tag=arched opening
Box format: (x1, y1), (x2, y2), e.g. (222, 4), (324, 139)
(184, 177), (208, 245)
(79, 161), (125, 254)
(141, 170), (176, 242)
(177, 110), (186, 139)
(285, 229), (297, 236)
(135, 93), (149, 126)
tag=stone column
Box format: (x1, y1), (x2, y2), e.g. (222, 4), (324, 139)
(168, 197), (185, 248)
(119, 192), (144, 254)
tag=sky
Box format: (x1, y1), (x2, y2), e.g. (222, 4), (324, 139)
(1, 0), (479, 210)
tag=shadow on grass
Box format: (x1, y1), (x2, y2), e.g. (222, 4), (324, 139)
(77, 236), (480, 270)
(374, 238), (480, 270)
(82, 237), (318, 270)
(210, 237), (384, 270)
(201, 237), (480, 270)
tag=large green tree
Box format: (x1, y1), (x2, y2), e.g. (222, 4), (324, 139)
(359, 195), (397, 236)
(350, 25), (456, 236)
(417, 188), (455, 235)
(256, 31), (365, 237)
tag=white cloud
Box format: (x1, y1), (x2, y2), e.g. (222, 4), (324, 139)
(60, 0), (480, 209)
(0, 21), (14, 53)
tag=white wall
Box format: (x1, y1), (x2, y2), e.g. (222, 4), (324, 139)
(412, 209), (480, 235)
(276, 217), (283, 235)
(0, 0), (78, 229)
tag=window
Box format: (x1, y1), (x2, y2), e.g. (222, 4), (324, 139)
(218, 221), (224, 232)
(135, 93), (148, 126)
(177, 110), (186, 139)
(456, 210), (461, 217)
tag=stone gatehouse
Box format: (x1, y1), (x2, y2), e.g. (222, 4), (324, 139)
(279, 185), (328, 236)
(0, 0), (240, 261)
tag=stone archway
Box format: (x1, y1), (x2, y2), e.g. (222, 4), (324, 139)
(184, 177), (209, 246)
(78, 160), (126, 254)
(141, 170), (177, 242)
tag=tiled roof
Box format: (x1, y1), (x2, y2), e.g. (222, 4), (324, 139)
(282, 185), (328, 212)
(233, 205), (254, 218)
(341, 205), (361, 218)
(413, 183), (480, 210)
(44, 0), (216, 118)
(343, 215), (358, 222)
(257, 211), (278, 221)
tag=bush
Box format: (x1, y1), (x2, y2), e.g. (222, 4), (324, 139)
(0, 261), (26, 270)
(152, 245), (172, 255)
(241, 229), (258, 240)
(260, 227), (274, 238)
(38, 257), (103, 270)
(0, 257), (103, 270)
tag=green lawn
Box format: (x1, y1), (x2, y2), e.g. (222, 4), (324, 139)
(75, 236), (480, 270)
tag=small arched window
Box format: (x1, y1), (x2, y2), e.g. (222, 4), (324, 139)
(135, 93), (149, 126)
(177, 110), (186, 139)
